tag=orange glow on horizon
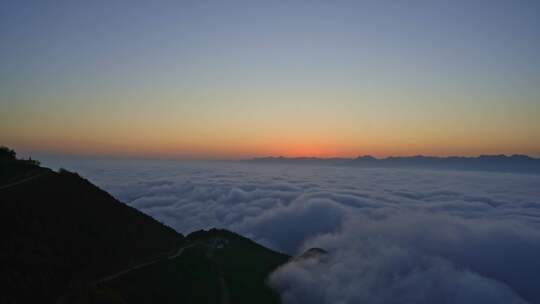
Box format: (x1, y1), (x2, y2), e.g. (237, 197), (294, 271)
(8, 134), (540, 160)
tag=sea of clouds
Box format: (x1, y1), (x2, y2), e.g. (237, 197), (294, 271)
(42, 158), (540, 304)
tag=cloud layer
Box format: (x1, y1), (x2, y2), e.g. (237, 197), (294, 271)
(43, 158), (540, 303)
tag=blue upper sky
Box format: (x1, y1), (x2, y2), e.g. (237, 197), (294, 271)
(1, 0), (539, 158)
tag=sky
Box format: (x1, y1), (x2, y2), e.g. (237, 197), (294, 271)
(1, 0), (539, 159)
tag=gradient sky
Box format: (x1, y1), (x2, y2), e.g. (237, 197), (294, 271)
(1, 0), (539, 159)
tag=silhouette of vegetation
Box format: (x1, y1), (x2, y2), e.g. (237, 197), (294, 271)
(0, 146), (46, 185)
(0, 146), (16, 160)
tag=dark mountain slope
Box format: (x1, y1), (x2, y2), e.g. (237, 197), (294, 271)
(186, 229), (289, 304)
(98, 229), (289, 304)
(1, 163), (183, 303)
(1, 148), (289, 304)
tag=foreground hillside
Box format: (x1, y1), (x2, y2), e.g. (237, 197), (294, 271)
(86, 229), (289, 304)
(1, 147), (288, 303)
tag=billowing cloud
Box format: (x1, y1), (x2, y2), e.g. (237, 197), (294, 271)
(41, 158), (540, 303)
(271, 213), (539, 303)
(233, 197), (346, 253)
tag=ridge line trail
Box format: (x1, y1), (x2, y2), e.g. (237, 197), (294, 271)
(0, 171), (51, 191)
(96, 244), (196, 284)
(97, 242), (230, 304)
(56, 244), (195, 303)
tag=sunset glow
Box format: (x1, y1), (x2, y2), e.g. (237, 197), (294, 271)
(1, 1), (539, 159)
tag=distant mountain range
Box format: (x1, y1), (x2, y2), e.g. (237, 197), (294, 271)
(247, 154), (540, 174)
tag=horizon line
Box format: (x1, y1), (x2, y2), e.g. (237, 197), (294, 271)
(18, 151), (540, 162)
